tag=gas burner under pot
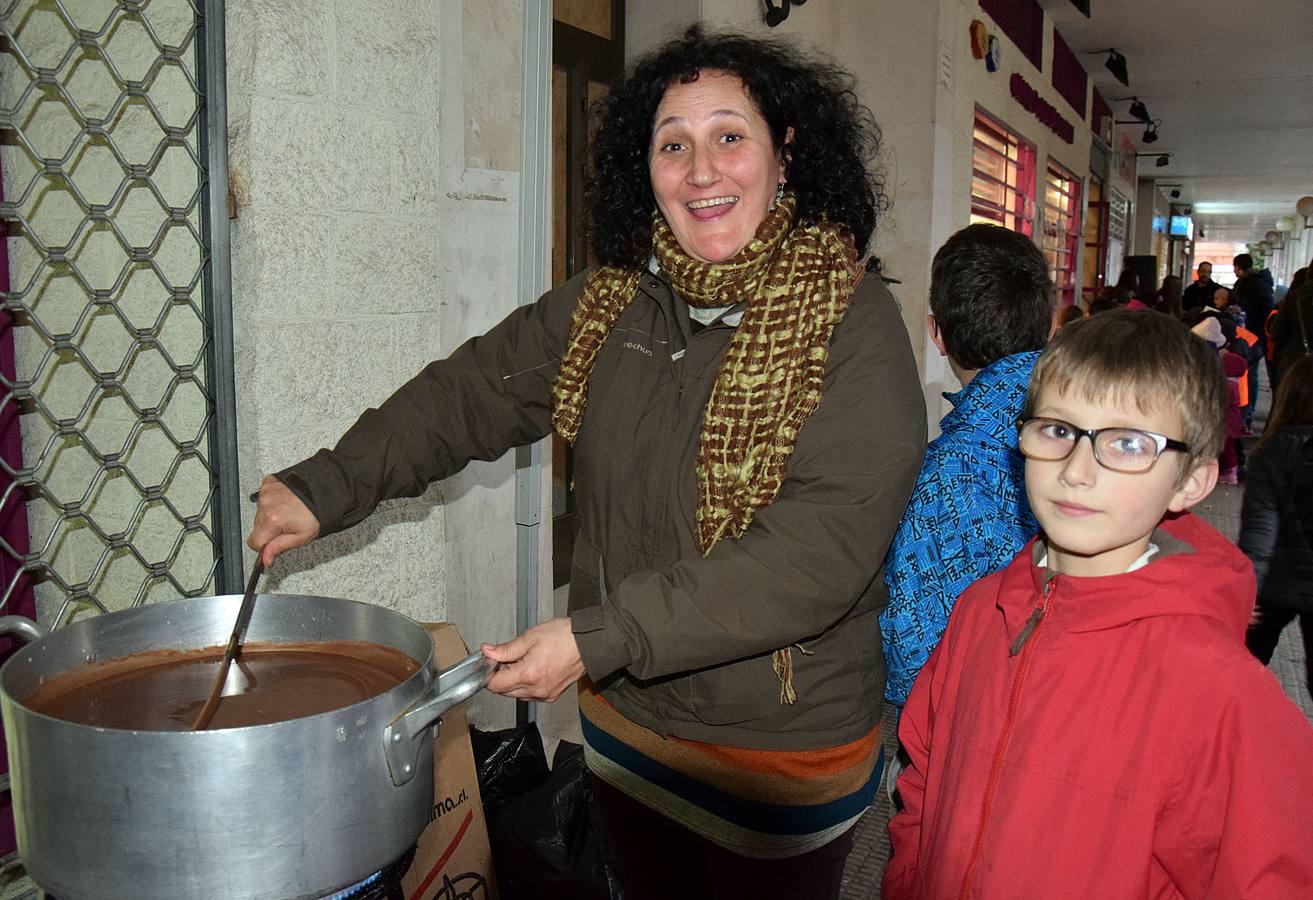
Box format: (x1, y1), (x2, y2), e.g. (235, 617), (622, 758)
(321, 847), (417, 900)
(43, 847), (418, 900)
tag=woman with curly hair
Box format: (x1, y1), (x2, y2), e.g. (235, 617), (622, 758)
(249, 27), (924, 896)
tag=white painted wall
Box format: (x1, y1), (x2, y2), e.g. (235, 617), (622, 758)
(626, 0), (700, 60)
(226, 0), (527, 728)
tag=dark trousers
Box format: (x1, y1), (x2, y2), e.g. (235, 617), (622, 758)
(1246, 604), (1313, 702)
(592, 776), (855, 900)
(1243, 352), (1262, 427)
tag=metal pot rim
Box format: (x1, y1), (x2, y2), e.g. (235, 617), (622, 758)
(0, 592), (437, 735)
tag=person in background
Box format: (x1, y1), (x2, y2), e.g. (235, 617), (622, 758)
(1157, 273), (1183, 318)
(1055, 303), (1084, 329)
(1192, 316), (1246, 484)
(1088, 287), (1125, 315)
(881, 223), (1051, 710)
(1114, 267), (1138, 300)
(1124, 270), (1156, 311)
(884, 310), (1313, 899)
(1210, 285), (1246, 327)
(1241, 354), (1313, 701)
(1233, 253), (1275, 431)
(1271, 263), (1313, 391)
(1182, 260), (1220, 311)
(1232, 318), (1263, 436)
(1133, 271), (1159, 307)
(247, 27), (926, 900)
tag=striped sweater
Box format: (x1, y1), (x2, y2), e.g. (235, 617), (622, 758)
(578, 683), (883, 859)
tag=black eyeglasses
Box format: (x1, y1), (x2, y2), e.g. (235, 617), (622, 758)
(1017, 418), (1191, 474)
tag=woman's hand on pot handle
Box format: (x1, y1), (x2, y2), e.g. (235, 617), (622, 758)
(482, 618), (585, 702)
(247, 475), (321, 567)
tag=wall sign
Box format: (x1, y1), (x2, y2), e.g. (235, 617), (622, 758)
(1009, 73), (1074, 144)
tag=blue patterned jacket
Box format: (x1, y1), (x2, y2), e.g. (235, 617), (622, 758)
(880, 351), (1040, 707)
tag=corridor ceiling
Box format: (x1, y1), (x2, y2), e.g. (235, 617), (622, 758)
(1041, 0), (1313, 243)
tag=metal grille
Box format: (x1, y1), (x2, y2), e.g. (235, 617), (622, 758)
(970, 108), (1036, 238)
(1108, 188), (1129, 244)
(0, 0), (237, 633)
(1042, 160), (1081, 306)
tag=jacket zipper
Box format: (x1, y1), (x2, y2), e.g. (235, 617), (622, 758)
(956, 578), (1056, 900)
(664, 295), (734, 542)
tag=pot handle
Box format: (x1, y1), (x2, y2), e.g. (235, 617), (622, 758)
(382, 651), (496, 787)
(0, 616), (45, 796)
(0, 615), (46, 645)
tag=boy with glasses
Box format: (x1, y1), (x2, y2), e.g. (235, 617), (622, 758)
(884, 310), (1313, 899)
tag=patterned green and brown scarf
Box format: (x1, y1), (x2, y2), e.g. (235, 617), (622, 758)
(552, 194), (863, 703)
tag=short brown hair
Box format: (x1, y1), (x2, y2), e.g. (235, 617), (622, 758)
(929, 224), (1053, 368)
(1022, 309), (1227, 471)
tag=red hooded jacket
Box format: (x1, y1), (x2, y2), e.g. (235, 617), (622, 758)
(885, 512), (1313, 899)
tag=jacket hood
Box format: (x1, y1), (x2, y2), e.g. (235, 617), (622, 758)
(996, 511), (1255, 645)
(939, 351), (1039, 441)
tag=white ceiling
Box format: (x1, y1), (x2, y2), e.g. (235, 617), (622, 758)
(1040, 0), (1313, 242)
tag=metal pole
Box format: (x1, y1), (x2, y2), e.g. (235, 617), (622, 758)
(514, 0), (552, 727)
(197, 0), (243, 594)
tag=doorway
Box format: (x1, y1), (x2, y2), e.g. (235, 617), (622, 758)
(550, 0), (623, 587)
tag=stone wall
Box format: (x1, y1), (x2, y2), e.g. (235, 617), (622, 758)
(226, 0), (527, 727)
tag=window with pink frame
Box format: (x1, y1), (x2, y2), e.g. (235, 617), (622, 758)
(970, 109), (1036, 238)
(1042, 160), (1083, 306)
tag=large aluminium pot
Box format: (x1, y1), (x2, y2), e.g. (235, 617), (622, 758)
(0, 593), (492, 900)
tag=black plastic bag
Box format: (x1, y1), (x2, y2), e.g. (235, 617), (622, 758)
(482, 738), (624, 900)
(469, 723), (549, 816)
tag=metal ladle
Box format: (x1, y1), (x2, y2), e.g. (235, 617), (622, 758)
(191, 559), (264, 730)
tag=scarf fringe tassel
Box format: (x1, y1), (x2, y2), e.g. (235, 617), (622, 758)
(772, 647), (798, 705)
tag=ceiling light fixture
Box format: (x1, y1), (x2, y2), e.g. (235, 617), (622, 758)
(763, 0), (807, 27)
(1096, 49), (1130, 86)
(1135, 152), (1172, 168)
(1113, 98), (1152, 125)
(1113, 116), (1155, 144)
(1297, 196), (1313, 229)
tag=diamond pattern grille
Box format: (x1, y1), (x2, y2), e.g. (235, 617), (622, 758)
(0, 0), (222, 630)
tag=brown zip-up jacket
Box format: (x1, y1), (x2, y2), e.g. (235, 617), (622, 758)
(278, 267), (926, 750)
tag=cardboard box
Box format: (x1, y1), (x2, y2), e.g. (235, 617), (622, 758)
(400, 623), (498, 900)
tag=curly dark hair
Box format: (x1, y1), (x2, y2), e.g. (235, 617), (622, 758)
(587, 26), (887, 267)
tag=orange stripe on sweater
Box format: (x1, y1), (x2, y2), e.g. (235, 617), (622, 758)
(668, 728), (878, 779)
(579, 683), (880, 803)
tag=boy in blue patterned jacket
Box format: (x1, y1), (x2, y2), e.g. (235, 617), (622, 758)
(881, 224), (1054, 707)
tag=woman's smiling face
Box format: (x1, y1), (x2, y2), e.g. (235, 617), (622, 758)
(648, 70), (787, 264)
